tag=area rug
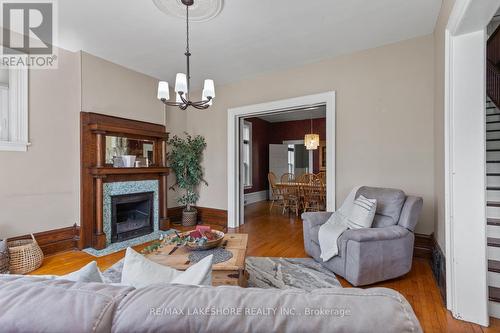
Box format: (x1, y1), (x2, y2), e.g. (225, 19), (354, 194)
(102, 256), (342, 289)
(83, 230), (176, 257)
(245, 257), (342, 291)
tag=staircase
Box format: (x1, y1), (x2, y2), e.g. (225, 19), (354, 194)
(486, 97), (500, 318)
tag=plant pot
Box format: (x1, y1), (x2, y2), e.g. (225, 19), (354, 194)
(182, 208), (198, 227)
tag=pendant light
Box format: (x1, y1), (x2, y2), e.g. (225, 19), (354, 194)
(304, 117), (320, 150)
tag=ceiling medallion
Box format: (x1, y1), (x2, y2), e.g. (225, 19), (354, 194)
(152, 0), (223, 22)
(157, 0), (215, 110)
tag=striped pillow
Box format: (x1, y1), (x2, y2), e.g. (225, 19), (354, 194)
(347, 195), (377, 229)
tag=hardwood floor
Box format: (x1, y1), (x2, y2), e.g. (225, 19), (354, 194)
(32, 201), (500, 332)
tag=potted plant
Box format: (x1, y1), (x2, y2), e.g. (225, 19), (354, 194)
(167, 133), (207, 226)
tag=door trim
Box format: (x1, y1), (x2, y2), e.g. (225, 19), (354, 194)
(444, 0), (500, 325)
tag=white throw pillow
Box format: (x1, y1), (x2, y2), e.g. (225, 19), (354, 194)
(60, 261), (104, 283)
(121, 247), (213, 288)
(32, 261), (104, 282)
(121, 247), (181, 288)
(347, 195), (377, 229)
(171, 254), (213, 286)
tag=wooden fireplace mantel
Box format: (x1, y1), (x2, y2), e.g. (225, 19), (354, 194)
(80, 112), (170, 250)
(89, 167), (170, 176)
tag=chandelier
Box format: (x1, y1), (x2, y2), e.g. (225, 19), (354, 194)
(157, 0), (215, 110)
(304, 118), (320, 150)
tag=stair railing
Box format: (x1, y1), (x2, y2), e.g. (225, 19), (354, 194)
(487, 60), (500, 108)
(487, 24), (500, 108)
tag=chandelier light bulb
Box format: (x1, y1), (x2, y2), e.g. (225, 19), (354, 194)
(174, 73), (188, 93)
(157, 81), (169, 100)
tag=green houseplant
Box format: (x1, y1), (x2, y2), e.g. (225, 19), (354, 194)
(167, 133), (207, 226)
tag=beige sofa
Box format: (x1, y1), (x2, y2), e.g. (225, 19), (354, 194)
(0, 275), (422, 333)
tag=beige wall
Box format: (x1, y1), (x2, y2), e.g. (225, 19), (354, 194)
(0, 48), (81, 238)
(81, 52), (164, 124)
(186, 34), (436, 235)
(433, 0), (455, 254)
(0, 51), (179, 238)
(0, 32), (442, 238)
(80, 52), (184, 208)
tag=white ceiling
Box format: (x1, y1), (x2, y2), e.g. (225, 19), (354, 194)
(58, 0), (442, 88)
(256, 106), (326, 123)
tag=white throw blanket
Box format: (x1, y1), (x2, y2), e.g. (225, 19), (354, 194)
(318, 187), (360, 262)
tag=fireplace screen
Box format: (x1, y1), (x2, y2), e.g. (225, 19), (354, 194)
(111, 192), (154, 243)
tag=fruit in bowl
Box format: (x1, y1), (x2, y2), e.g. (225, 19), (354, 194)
(166, 226), (225, 251)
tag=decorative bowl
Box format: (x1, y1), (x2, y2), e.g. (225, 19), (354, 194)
(167, 230), (225, 251)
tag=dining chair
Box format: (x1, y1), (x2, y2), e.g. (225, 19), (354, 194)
(317, 171), (326, 184)
(268, 172), (283, 211)
(302, 177), (323, 212)
(281, 184), (301, 216)
(299, 173), (315, 184)
(295, 173), (306, 183)
(280, 173), (295, 183)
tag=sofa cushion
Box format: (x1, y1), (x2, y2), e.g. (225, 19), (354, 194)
(356, 186), (405, 228)
(0, 275), (133, 333)
(112, 284), (422, 333)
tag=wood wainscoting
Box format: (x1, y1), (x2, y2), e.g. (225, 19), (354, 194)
(9, 225), (80, 256)
(168, 206), (228, 230)
(414, 233), (435, 259)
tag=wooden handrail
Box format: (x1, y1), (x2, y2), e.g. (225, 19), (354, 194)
(487, 60), (500, 109)
(488, 24), (500, 65)
(489, 23), (500, 45)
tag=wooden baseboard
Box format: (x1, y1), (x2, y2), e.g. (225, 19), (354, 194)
(431, 241), (446, 303)
(414, 233), (434, 259)
(168, 206), (227, 229)
(8, 225), (80, 256)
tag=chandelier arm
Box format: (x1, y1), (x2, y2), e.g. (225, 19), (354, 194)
(191, 96), (213, 106)
(160, 98), (182, 107)
(192, 103), (210, 110)
(192, 100), (208, 106)
(178, 92), (188, 105)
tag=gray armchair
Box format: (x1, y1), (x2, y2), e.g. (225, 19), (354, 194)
(302, 186), (423, 286)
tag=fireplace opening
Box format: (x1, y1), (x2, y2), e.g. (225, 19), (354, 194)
(111, 192), (154, 243)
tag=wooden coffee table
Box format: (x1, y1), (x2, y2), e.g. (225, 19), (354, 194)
(145, 233), (248, 287)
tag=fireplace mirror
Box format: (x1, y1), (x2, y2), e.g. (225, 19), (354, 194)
(105, 136), (155, 165)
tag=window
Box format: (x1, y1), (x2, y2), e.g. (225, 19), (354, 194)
(242, 121), (252, 188)
(0, 65), (29, 151)
(288, 144), (295, 174)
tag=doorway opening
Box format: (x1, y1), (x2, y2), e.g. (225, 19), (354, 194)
(227, 92), (336, 228)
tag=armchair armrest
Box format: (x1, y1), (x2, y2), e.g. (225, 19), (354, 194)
(301, 212), (333, 228)
(341, 225), (410, 243)
(398, 196), (423, 232)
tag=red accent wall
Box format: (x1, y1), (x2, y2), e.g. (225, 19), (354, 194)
(269, 118), (326, 173)
(244, 118), (271, 194)
(244, 117), (326, 194)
